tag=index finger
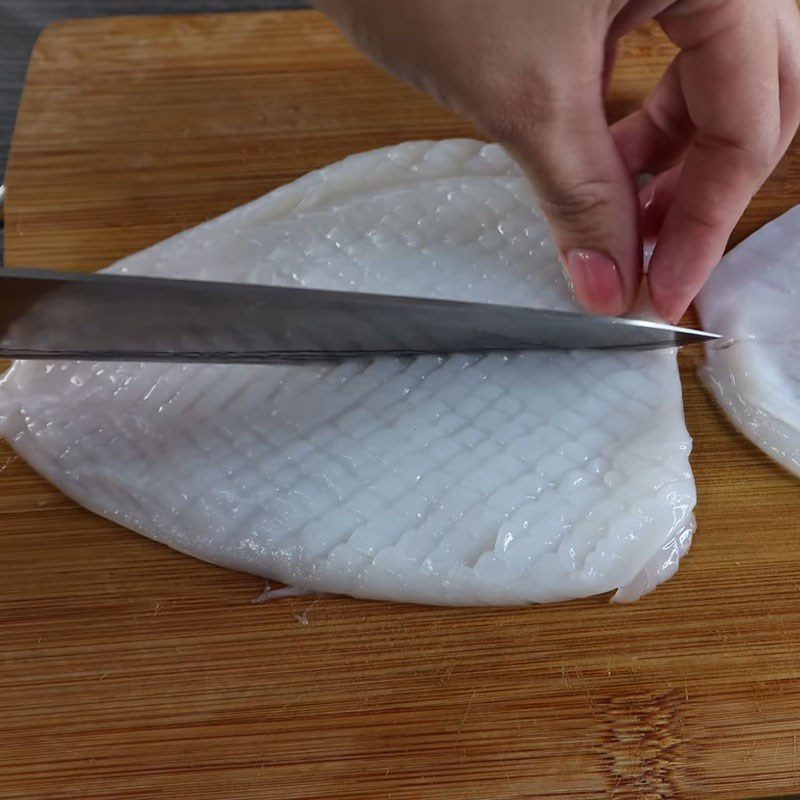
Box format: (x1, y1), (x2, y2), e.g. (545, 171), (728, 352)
(647, 0), (782, 322)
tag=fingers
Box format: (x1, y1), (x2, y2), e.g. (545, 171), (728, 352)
(314, 0), (644, 316)
(603, 37), (620, 98)
(497, 71), (642, 316)
(611, 59), (694, 176)
(312, 0), (800, 324)
(647, 0), (787, 321)
(611, 59), (692, 251)
(776, 0), (800, 144)
(639, 164), (682, 243)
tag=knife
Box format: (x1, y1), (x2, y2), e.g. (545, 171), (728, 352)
(0, 268), (719, 364)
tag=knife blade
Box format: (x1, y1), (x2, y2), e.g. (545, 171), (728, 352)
(0, 268), (719, 364)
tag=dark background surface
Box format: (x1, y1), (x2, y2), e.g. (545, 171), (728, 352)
(0, 1), (306, 182)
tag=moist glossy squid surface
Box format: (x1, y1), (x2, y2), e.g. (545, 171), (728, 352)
(0, 140), (696, 605)
(698, 205), (800, 477)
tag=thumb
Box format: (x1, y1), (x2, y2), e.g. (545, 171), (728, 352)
(501, 81), (642, 316)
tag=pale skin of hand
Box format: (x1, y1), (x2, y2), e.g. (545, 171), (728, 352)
(311, 0), (800, 322)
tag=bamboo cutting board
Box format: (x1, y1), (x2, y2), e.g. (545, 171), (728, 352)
(3, 11), (800, 800)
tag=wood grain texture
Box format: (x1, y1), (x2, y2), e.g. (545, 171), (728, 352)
(0, 1), (305, 178)
(3, 11), (800, 800)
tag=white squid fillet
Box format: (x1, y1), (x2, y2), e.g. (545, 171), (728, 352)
(698, 205), (800, 477)
(0, 140), (696, 605)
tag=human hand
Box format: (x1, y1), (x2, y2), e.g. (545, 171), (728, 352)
(312, 0), (800, 321)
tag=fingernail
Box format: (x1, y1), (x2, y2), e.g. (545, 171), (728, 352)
(564, 249), (624, 315)
(640, 179), (657, 211)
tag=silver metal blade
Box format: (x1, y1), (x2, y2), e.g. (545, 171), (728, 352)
(0, 268), (719, 364)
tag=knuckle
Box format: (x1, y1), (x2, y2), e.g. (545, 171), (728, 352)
(537, 179), (616, 230)
(696, 130), (777, 176)
(675, 194), (722, 232)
